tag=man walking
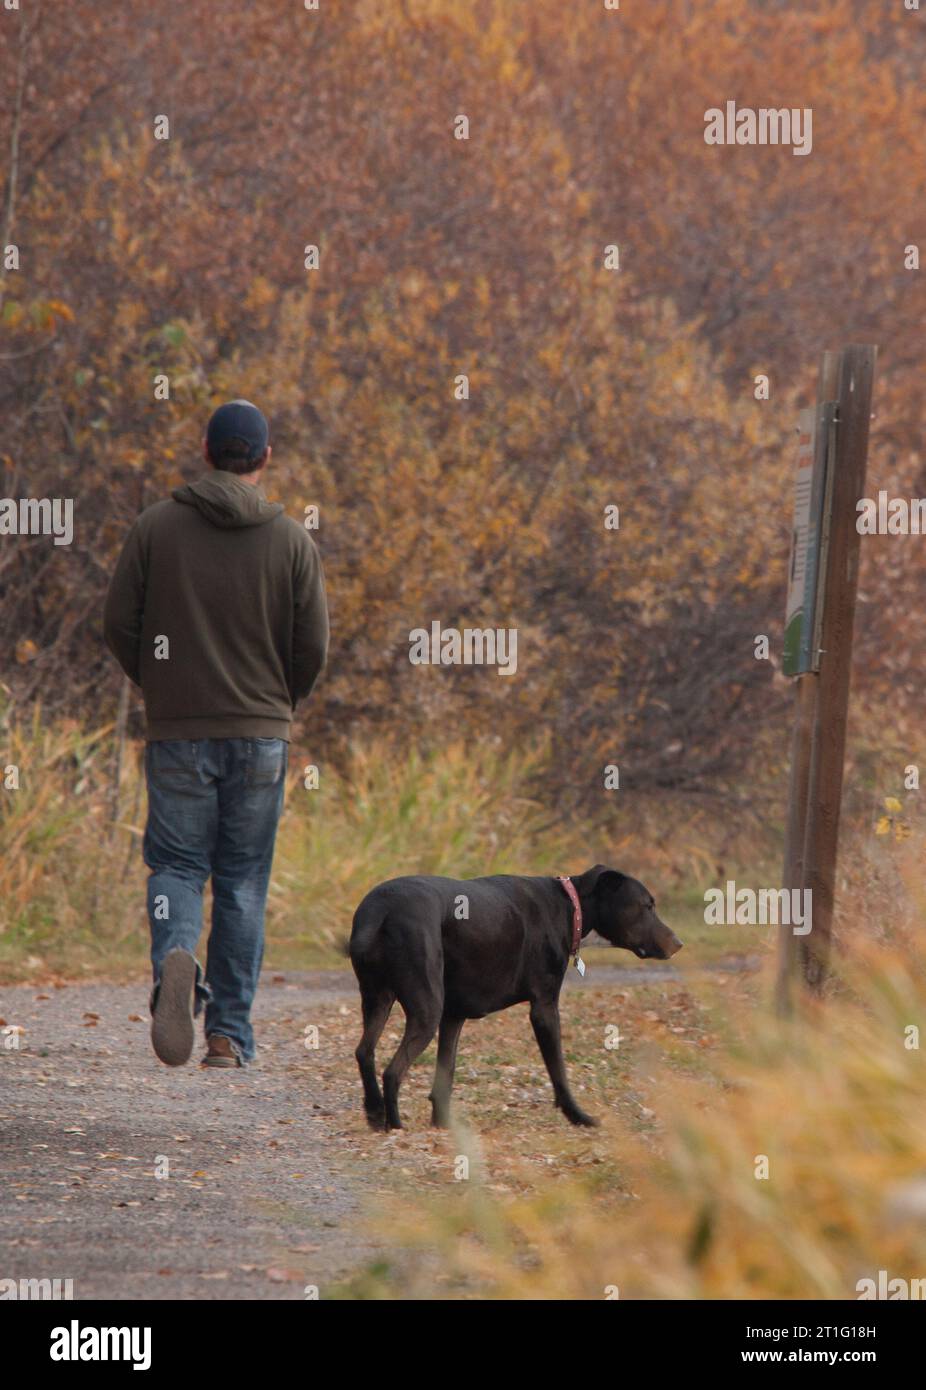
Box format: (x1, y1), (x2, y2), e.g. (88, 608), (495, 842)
(103, 401), (329, 1068)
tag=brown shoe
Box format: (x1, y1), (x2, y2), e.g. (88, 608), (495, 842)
(202, 1035), (241, 1068)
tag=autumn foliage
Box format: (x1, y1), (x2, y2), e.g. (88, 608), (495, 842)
(2, 0), (925, 816)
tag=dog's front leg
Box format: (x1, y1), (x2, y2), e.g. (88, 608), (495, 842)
(429, 1013), (465, 1127)
(529, 999), (598, 1127)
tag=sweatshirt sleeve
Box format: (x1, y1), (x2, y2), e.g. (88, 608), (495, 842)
(291, 533), (329, 705)
(102, 521), (146, 686)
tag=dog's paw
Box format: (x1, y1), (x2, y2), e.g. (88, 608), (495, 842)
(565, 1109), (599, 1128)
(364, 1107), (387, 1132)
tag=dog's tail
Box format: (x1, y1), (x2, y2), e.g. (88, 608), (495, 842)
(348, 892), (390, 971)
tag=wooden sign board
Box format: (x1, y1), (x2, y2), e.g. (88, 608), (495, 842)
(784, 403), (835, 676)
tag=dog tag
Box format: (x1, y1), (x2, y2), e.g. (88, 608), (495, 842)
(573, 955), (586, 977)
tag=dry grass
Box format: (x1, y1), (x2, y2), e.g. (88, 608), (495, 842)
(0, 717), (596, 978)
(0, 715), (754, 980)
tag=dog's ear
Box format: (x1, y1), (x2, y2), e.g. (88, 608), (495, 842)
(574, 864), (625, 897)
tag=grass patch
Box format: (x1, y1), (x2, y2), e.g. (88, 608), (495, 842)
(1, 716), (773, 981)
(0, 719), (596, 979)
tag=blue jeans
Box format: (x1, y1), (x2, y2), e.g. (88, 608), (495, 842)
(143, 738), (287, 1062)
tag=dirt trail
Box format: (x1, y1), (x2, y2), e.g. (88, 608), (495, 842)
(0, 958), (755, 1301)
(0, 972), (374, 1301)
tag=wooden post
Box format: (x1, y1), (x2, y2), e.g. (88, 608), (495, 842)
(798, 344), (877, 992)
(775, 350), (839, 1015)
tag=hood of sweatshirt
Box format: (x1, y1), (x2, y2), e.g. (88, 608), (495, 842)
(171, 470), (284, 530)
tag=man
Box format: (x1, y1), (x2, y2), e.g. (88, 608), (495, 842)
(103, 400), (329, 1068)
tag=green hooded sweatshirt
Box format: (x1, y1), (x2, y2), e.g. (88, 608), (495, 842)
(102, 470), (329, 741)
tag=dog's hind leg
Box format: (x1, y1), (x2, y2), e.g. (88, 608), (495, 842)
(355, 988), (394, 1129)
(382, 996), (442, 1131)
(429, 1013), (465, 1128)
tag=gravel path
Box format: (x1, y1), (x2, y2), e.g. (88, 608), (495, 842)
(0, 957), (755, 1301)
(0, 971), (374, 1301)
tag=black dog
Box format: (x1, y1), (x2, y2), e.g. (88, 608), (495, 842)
(349, 864), (682, 1130)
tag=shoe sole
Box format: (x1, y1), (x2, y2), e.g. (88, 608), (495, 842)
(151, 950), (196, 1066)
(201, 1056), (239, 1069)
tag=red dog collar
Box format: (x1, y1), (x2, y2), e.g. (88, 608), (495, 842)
(556, 875), (583, 956)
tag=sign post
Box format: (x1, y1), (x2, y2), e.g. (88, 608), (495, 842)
(776, 345), (877, 1012)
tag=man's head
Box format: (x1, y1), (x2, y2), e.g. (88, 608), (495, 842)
(203, 400), (271, 479)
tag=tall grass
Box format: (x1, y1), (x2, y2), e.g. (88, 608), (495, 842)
(0, 711), (134, 976)
(0, 718), (591, 978)
(1, 713), (912, 985)
(268, 740), (590, 965)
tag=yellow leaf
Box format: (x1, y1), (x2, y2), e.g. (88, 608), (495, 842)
(46, 298), (75, 323)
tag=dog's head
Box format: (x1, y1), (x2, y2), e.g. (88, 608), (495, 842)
(575, 864), (683, 960)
